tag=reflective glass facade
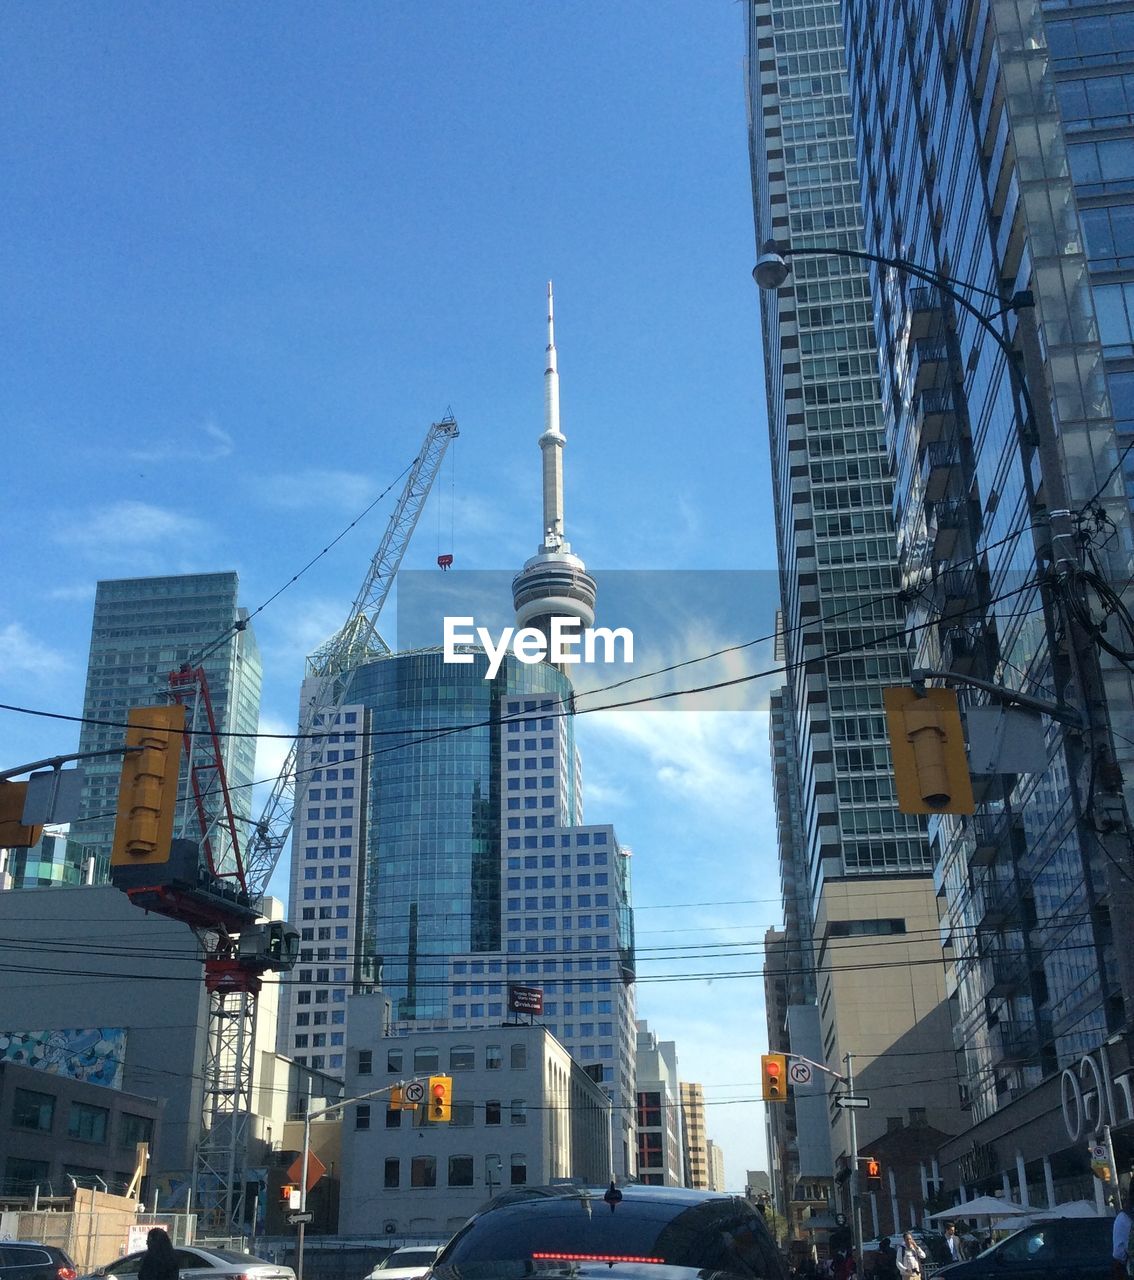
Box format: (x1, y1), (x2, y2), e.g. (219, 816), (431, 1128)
(72, 573), (261, 882)
(843, 0), (1134, 1124)
(745, 0), (963, 1176)
(280, 649), (639, 1176)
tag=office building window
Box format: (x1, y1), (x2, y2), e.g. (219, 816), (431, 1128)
(12, 1089), (54, 1133)
(68, 1103), (109, 1144)
(410, 1156), (437, 1188)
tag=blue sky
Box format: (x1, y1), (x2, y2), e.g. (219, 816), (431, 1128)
(2, 3), (782, 1191)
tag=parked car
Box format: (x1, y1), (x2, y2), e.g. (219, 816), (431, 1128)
(0, 1243), (77, 1280)
(934, 1217), (1114, 1280)
(81, 1247), (294, 1280)
(363, 1247), (444, 1280)
(431, 1183), (786, 1280)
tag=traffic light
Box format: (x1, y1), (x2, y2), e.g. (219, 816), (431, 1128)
(279, 1183), (295, 1207)
(760, 1053), (787, 1103)
(428, 1075), (453, 1122)
(0, 781), (44, 849)
(866, 1157), (882, 1181)
(883, 687), (975, 815)
(110, 704), (185, 866)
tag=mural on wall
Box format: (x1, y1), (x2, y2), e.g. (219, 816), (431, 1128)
(0, 1027), (127, 1089)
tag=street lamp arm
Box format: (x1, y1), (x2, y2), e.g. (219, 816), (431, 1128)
(753, 242), (1041, 451)
(307, 1080), (407, 1123)
(911, 668), (1083, 728)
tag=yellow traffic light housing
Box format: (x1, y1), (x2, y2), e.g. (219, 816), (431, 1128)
(761, 1053), (787, 1103)
(428, 1074), (453, 1122)
(883, 687), (975, 815)
(111, 704), (186, 866)
(0, 781), (44, 849)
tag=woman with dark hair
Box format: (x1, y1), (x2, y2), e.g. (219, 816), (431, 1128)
(138, 1229), (178, 1280)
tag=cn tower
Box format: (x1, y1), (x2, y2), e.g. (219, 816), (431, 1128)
(511, 283), (598, 646)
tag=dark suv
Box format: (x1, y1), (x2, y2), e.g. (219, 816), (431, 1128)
(432, 1183), (786, 1280)
(935, 1217), (1114, 1280)
(0, 1244), (78, 1280)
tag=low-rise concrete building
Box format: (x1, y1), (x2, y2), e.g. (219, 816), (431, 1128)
(1, 1060), (162, 1198)
(340, 994), (612, 1236)
(0, 884), (337, 1210)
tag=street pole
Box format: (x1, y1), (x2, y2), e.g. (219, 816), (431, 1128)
(845, 1053), (863, 1271)
(297, 1079), (312, 1280)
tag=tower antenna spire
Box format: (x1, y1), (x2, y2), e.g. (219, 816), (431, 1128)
(541, 280), (566, 552)
(512, 284), (597, 644)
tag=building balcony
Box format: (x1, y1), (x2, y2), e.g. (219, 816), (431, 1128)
(929, 498), (968, 560)
(969, 811), (1011, 866)
(990, 1019), (1034, 1066)
(941, 624), (982, 674)
(986, 951), (1028, 998)
(934, 566), (979, 615)
(978, 874), (1020, 926)
(913, 335), (950, 393)
(916, 388), (957, 445)
(908, 286), (946, 341)
(921, 439), (961, 502)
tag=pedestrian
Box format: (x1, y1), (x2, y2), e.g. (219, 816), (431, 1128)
(1114, 1184), (1134, 1280)
(944, 1221), (967, 1264)
(875, 1237), (900, 1280)
(138, 1229), (178, 1280)
(896, 1232), (926, 1280)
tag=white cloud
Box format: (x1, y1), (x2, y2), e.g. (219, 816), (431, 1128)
(256, 469), (379, 512)
(45, 583), (96, 603)
(0, 622), (70, 680)
(582, 707), (768, 818)
(56, 500), (207, 550)
(126, 418), (234, 464)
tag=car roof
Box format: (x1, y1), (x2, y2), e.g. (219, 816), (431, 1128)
(480, 1184), (746, 1210)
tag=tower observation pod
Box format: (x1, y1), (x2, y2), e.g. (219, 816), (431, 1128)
(511, 282), (598, 652)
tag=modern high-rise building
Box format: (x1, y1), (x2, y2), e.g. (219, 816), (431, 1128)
(706, 1138), (727, 1192)
(68, 572), (261, 883)
(634, 1019), (683, 1185)
(744, 0), (966, 1218)
(280, 288), (640, 1177)
(838, 0), (1134, 1200)
(679, 1080), (709, 1190)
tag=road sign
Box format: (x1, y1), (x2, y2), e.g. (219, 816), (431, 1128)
(286, 1150), (327, 1192)
(788, 1060), (812, 1086)
(404, 1080), (426, 1105)
(287, 1211), (313, 1225)
(835, 1095), (869, 1109)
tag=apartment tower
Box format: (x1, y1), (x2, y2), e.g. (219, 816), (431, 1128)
(744, 0), (965, 1209)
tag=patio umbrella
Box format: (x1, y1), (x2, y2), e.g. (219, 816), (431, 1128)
(928, 1195), (1030, 1220)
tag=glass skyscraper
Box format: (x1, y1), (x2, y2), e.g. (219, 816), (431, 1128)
(838, 0), (1134, 1198)
(745, 0), (964, 1203)
(67, 572), (261, 884)
(279, 650), (638, 1176)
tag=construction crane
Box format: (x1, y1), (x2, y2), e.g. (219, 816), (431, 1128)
(111, 416), (458, 1231)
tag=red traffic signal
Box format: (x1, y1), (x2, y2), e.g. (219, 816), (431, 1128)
(761, 1053), (787, 1103)
(866, 1158), (881, 1180)
(427, 1074), (452, 1122)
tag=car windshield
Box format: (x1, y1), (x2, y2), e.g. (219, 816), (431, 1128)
(382, 1252), (439, 1269)
(436, 1191), (780, 1279)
